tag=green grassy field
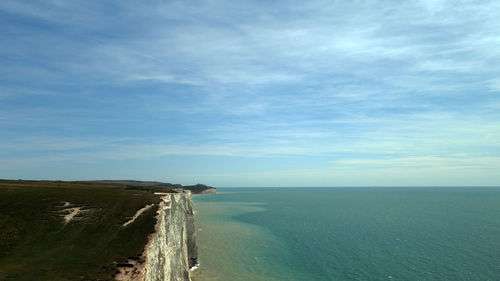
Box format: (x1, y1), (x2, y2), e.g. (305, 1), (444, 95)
(0, 179), (173, 281)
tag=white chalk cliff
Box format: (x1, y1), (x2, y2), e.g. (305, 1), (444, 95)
(116, 191), (198, 281)
(145, 192), (198, 281)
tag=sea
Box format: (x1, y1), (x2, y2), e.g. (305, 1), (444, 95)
(190, 187), (500, 281)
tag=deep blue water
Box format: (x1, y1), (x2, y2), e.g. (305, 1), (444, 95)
(192, 188), (500, 281)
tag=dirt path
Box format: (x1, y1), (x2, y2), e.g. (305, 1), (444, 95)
(123, 204), (154, 227)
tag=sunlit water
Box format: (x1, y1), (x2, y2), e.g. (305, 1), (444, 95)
(191, 188), (500, 281)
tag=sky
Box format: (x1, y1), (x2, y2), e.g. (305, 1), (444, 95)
(1, 0), (499, 187)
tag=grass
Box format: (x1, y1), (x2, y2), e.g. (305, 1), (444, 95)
(0, 179), (174, 281)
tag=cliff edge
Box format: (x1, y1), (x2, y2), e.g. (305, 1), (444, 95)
(116, 191), (198, 281)
(146, 191), (198, 281)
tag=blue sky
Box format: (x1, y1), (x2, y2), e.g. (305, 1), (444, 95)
(1, 0), (499, 186)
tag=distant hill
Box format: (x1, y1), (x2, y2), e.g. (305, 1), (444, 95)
(183, 184), (217, 194)
(87, 180), (216, 194)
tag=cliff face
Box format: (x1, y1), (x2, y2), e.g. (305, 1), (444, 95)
(145, 192), (198, 281)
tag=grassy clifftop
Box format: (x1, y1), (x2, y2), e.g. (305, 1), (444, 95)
(0, 179), (176, 281)
(88, 180), (216, 194)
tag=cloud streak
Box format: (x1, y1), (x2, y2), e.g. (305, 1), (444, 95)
(1, 0), (500, 185)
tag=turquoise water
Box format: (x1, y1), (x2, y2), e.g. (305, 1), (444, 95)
(191, 188), (500, 281)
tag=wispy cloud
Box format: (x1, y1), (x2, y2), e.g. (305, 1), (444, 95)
(1, 0), (500, 185)
(330, 156), (500, 170)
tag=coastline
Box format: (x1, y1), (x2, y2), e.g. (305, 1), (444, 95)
(116, 191), (198, 281)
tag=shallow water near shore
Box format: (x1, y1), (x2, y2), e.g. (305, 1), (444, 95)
(192, 187), (500, 281)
